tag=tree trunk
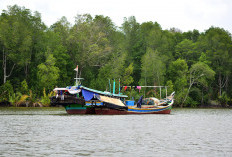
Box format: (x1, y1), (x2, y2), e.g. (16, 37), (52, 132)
(24, 63), (28, 79)
(218, 72), (228, 97)
(181, 84), (191, 107)
(201, 88), (204, 106)
(218, 73), (222, 96)
(3, 47), (7, 84)
(182, 76), (194, 107)
(2, 47), (16, 84)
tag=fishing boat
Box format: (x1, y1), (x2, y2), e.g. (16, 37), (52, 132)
(50, 65), (128, 114)
(123, 85), (175, 114)
(50, 84), (128, 114)
(51, 85), (174, 115)
(127, 92), (175, 114)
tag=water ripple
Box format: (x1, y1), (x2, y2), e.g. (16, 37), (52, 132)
(0, 108), (232, 156)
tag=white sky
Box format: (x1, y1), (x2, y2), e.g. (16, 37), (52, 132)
(0, 0), (232, 33)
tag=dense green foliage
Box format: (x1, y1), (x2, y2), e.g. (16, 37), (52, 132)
(0, 5), (231, 107)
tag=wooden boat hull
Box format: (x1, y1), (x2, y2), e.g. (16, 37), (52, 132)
(63, 99), (173, 115)
(127, 107), (172, 114)
(127, 100), (173, 114)
(93, 107), (171, 115)
(64, 107), (171, 114)
(94, 107), (127, 115)
(64, 104), (95, 114)
(64, 104), (172, 114)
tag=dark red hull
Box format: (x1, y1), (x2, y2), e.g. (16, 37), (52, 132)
(66, 109), (86, 114)
(66, 107), (95, 114)
(94, 108), (127, 115)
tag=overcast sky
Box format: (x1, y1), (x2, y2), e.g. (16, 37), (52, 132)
(0, 0), (232, 33)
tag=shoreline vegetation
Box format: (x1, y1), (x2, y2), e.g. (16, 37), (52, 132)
(0, 5), (232, 108)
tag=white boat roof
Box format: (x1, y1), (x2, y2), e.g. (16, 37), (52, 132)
(53, 88), (68, 91)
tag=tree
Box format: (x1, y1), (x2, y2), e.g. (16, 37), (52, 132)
(182, 29), (200, 42)
(167, 59), (188, 106)
(68, 14), (112, 78)
(197, 27), (232, 97)
(43, 30), (73, 87)
(140, 48), (165, 86)
(0, 5), (45, 83)
(0, 80), (14, 102)
(50, 16), (71, 47)
(20, 80), (29, 95)
(122, 63), (134, 85)
(182, 62), (215, 105)
(175, 39), (199, 66)
(122, 16), (143, 84)
(37, 51), (59, 91)
(146, 24), (175, 70)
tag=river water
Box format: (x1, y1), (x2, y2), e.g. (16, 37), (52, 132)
(0, 107), (232, 157)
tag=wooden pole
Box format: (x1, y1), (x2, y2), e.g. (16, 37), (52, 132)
(166, 86), (167, 99)
(76, 69), (78, 85)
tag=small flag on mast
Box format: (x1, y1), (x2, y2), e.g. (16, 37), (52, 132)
(74, 65), (78, 71)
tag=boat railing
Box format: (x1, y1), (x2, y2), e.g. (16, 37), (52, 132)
(122, 85), (170, 100)
(51, 95), (84, 105)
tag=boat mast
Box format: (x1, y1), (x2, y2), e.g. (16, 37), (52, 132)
(74, 65), (83, 86)
(76, 66), (78, 85)
(113, 79), (115, 94)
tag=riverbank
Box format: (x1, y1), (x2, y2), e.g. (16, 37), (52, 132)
(1, 100), (231, 108)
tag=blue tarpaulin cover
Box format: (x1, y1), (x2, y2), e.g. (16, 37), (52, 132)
(82, 89), (99, 101)
(81, 86), (128, 98)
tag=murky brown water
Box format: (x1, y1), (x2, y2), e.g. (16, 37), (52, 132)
(0, 107), (232, 156)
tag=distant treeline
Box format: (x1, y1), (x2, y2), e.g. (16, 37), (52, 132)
(0, 5), (231, 107)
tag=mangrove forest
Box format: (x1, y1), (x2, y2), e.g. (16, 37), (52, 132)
(0, 5), (231, 107)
